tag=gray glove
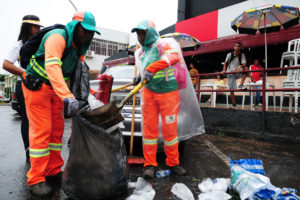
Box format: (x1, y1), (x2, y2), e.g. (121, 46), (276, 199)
(64, 97), (79, 118)
(133, 74), (141, 85)
(142, 70), (155, 83)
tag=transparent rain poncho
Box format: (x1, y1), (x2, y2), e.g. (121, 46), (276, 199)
(134, 22), (205, 143)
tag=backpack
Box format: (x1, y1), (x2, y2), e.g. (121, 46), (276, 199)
(227, 51), (242, 66)
(19, 24), (69, 69)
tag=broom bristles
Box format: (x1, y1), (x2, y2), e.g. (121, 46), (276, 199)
(128, 157), (145, 164)
(97, 74), (113, 104)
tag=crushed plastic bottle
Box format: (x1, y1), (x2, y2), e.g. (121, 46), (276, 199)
(155, 169), (172, 179)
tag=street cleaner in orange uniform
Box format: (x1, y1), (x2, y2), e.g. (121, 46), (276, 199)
(22, 11), (100, 197)
(132, 20), (188, 178)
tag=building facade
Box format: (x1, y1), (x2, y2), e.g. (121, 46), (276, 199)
(85, 26), (129, 73)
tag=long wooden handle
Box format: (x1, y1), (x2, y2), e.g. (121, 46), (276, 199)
(118, 80), (146, 109)
(111, 82), (135, 93)
(130, 65), (138, 156)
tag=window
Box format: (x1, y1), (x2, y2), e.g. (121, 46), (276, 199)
(88, 38), (128, 56)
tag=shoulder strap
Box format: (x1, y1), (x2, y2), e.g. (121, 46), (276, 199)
(238, 53), (242, 65)
(61, 27), (70, 60)
(228, 52), (234, 65)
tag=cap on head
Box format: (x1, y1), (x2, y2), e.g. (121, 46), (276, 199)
(22, 15), (43, 27)
(131, 20), (156, 33)
(73, 11), (101, 35)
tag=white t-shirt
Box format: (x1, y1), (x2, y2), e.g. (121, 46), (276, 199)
(225, 52), (246, 72)
(5, 40), (23, 80)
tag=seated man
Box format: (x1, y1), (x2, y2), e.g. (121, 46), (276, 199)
(221, 42), (255, 108)
(189, 62), (198, 88)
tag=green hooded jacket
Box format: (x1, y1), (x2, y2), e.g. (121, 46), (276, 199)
(26, 20), (93, 85)
(134, 20), (178, 93)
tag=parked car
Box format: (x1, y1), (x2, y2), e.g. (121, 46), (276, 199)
(90, 65), (142, 136)
(0, 90), (10, 103)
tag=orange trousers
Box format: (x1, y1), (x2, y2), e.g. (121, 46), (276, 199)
(22, 83), (64, 186)
(142, 87), (180, 167)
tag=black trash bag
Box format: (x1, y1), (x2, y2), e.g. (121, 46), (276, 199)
(62, 114), (129, 200)
(70, 60), (90, 108)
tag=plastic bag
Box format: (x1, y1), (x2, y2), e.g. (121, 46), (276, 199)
(88, 94), (104, 110)
(135, 36), (205, 144)
(70, 60), (90, 108)
(230, 166), (270, 200)
(171, 183), (195, 200)
(230, 158), (265, 175)
(62, 114), (129, 200)
(274, 188), (300, 200)
(198, 191), (231, 200)
(126, 177), (155, 200)
(198, 178), (230, 193)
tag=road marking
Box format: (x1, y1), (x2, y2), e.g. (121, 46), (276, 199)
(203, 139), (230, 167)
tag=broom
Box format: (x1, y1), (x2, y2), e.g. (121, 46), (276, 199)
(97, 74), (113, 104)
(128, 65), (145, 164)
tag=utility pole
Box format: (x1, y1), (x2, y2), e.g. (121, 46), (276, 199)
(68, 0), (78, 11)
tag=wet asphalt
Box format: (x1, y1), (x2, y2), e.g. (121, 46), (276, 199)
(0, 105), (300, 200)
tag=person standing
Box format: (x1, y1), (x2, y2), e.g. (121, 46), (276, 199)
(221, 42), (254, 108)
(22, 11), (100, 197)
(132, 20), (186, 179)
(2, 15), (42, 162)
(189, 62), (198, 87)
(249, 59), (262, 106)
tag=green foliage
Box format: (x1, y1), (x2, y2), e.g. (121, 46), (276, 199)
(0, 74), (5, 82)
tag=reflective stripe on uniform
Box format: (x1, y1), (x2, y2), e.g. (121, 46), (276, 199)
(30, 56), (70, 81)
(29, 147), (50, 157)
(153, 68), (175, 79)
(165, 49), (179, 55)
(49, 143), (62, 151)
(45, 57), (62, 67)
(143, 138), (158, 145)
(31, 56), (49, 80)
(164, 137), (178, 146)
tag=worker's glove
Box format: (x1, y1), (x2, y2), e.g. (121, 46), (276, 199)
(142, 70), (155, 83)
(64, 97), (79, 118)
(132, 74), (141, 85)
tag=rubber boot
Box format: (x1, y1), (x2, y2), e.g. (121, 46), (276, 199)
(29, 182), (52, 197)
(171, 165), (186, 176)
(46, 172), (62, 184)
(143, 166), (156, 179)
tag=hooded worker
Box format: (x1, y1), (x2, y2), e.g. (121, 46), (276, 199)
(132, 20), (191, 178)
(22, 11), (100, 197)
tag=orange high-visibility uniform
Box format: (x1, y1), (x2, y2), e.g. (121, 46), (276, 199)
(23, 83), (65, 185)
(24, 34), (79, 186)
(142, 87), (180, 167)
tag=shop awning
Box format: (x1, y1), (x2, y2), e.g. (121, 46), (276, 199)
(183, 23), (300, 56)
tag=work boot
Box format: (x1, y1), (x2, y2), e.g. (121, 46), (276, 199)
(29, 182), (52, 197)
(143, 165), (156, 179)
(170, 165), (186, 176)
(46, 172), (62, 185)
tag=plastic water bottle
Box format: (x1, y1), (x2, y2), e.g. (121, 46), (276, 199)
(155, 169), (172, 178)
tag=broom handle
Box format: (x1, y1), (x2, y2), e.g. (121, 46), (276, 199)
(130, 66), (138, 156)
(118, 80), (146, 109)
(111, 82), (135, 93)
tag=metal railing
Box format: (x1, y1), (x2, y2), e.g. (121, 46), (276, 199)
(193, 66), (300, 132)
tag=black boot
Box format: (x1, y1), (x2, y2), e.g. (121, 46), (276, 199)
(143, 166), (156, 179)
(170, 165), (186, 176)
(46, 172), (62, 185)
(29, 182), (52, 197)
